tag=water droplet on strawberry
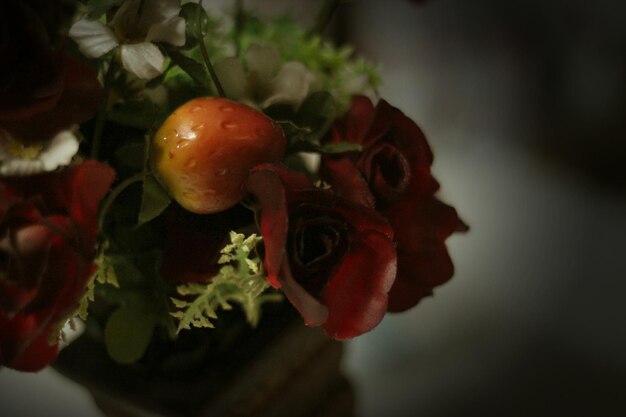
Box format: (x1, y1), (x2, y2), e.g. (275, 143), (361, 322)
(222, 121), (238, 130)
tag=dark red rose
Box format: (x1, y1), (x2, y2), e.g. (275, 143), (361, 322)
(0, 161), (115, 371)
(0, 0), (63, 121)
(245, 164), (397, 339)
(321, 96), (467, 312)
(0, 0), (102, 144)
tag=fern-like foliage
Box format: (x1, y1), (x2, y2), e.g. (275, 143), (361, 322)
(76, 243), (120, 321)
(170, 232), (282, 333)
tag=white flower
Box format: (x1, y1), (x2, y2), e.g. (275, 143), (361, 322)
(215, 44), (322, 109)
(69, 0), (186, 80)
(0, 129), (80, 177)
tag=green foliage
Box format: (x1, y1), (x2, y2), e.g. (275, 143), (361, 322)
(137, 174), (171, 227)
(85, 0), (124, 19)
(267, 92), (360, 157)
(171, 232), (282, 333)
(104, 294), (158, 364)
(76, 246), (120, 321)
(238, 15), (381, 111)
(180, 2), (210, 42)
(167, 49), (212, 90)
(108, 97), (162, 131)
(70, 3), (375, 362)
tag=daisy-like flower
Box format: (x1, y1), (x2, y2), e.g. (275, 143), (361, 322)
(69, 0), (186, 80)
(0, 129), (80, 177)
(215, 44), (321, 109)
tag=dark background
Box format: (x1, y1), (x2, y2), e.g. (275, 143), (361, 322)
(340, 1), (626, 416)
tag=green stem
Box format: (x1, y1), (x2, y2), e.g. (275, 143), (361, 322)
(91, 58), (117, 159)
(199, 37), (225, 97)
(198, 0), (225, 97)
(309, 0), (342, 37)
(98, 172), (146, 229)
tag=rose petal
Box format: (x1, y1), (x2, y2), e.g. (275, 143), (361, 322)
(244, 167), (290, 288)
(120, 42), (165, 80)
(0, 225), (52, 314)
(372, 99), (434, 174)
(322, 229), (397, 339)
(331, 95), (375, 145)
(69, 19), (118, 58)
(321, 156), (376, 208)
(0, 315), (59, 372)
(67, 160), (116, 247)
(384, 196), (466, 312)
(278, 258), (329, 326)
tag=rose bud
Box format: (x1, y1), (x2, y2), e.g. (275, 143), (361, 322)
(152, 97), (286, 214)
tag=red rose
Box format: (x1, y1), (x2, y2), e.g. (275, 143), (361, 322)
(321, 96), (467, 312)
(245, 164), (397, 339)
(0, 0), (102, 144)
(0, 161), (115, 371)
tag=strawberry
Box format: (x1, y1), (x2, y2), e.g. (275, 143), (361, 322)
(153, 97), (286, 213)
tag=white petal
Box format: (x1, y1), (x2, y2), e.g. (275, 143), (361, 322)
(112, 0), (182, 38)
(120, 43), (165, 80)
(0, 159), (45, 177)
(142, 0), (182, 23)
(214, 57), (249, 100)
(261, 61), (317, 108)
(142, 85), (169, 106)
(146, 16), (186, 46)
(0, 130), (79, 177)
(69, 19), (118, 58)
(111, 0), (142, 36)
(39, 130), (80, 171)
(338, 70), (369, 96)
(245, 44), (282, 84)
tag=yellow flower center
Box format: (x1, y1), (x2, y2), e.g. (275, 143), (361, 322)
(3, 135), (44, 160)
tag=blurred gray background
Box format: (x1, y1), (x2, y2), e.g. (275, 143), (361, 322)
(342, 1), (626, 416)
(2, 0), (625, 416)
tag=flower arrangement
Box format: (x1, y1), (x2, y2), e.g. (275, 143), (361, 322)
(0, 0), (467, 373)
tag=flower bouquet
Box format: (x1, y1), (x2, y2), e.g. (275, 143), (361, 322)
(0, 0), (466, 414)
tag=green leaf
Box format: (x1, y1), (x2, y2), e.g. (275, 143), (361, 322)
(320, 142), (362, 154)
(104, 297), (157, 364)
(86, 0), (124, 19)
(137, 175), (171, 226)
(171, 232), (281, 332)
(296, 92), (337, 142)
(167, 49), (211, 89)
(108, 99), (160, 130)
(180, 3), (209, 40)
(114, 142), (145, 170)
